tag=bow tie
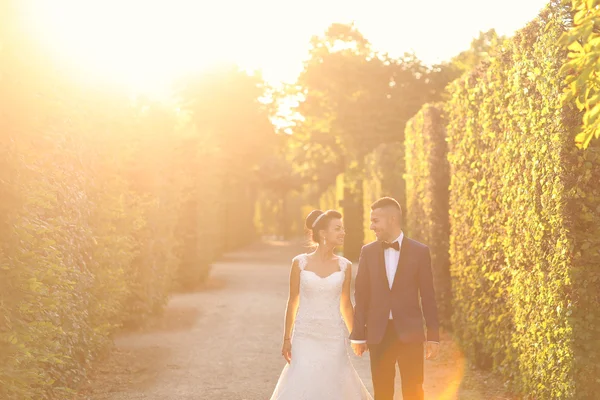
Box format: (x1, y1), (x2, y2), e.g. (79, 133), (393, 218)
(382, 241), (400, 251)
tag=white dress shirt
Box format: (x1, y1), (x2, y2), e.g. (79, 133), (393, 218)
(384, 232), (404, 318)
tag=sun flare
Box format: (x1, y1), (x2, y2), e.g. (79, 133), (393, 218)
(20, 0), (278, 96)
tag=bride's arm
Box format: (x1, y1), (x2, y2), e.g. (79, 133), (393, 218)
(282, 259), (301, 341)
(340, 266), (354, 333)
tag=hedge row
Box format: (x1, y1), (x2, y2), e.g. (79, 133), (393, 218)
(445, 3), (600, 398)
(0, 19), (261, 400)
(0, 93), (198, 400)
(404, 104), (452, 329)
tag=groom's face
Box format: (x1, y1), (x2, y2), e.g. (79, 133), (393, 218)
(370, 207), (394, 242)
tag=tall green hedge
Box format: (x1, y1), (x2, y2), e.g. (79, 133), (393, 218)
(172, 139), (222, 292)
(0, 13), (264, 398)
(404, 104), (452, 329)
(446, 3), (600, 398)
(0, 98), (182, 398)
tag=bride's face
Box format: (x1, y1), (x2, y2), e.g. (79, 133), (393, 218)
(321, 218), (345, 247)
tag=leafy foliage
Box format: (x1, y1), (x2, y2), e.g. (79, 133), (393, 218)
(286, 23), (450, 257)
(404, 104), (451, 329)
(445, 3), (600, 398)
(178, 67), (274, 254)
(253, 130), (306, 239)
(560, 0), (600, 148)
(363, 143), (406, 244)
(0, 10), (272, 398)
(451, 29), (507, 75)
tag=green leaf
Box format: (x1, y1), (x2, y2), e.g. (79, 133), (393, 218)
(568, 41), (585, 54)
(574, 9), (588, 25)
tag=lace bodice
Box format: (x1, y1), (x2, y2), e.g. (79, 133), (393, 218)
(292, 254), (350, 340)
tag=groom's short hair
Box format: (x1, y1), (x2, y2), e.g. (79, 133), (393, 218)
(371, 197), (401, 212)
(371, 197), (402, 223)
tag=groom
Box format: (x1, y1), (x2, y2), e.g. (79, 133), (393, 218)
(350, 197), (440, 400)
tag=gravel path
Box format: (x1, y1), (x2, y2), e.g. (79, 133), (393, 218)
(83, 239), (505, 400)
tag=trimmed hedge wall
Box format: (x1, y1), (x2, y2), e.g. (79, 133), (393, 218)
(446, 3), (600, 398)
(0, 17), (264, 399)
(404, 104), (452, 329)
(0, 95), (188, 398)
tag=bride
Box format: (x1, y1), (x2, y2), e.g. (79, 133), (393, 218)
(269, 209), (373, 400)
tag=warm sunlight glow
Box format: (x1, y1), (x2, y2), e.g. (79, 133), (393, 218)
(22, 0), (287, 96)
(436, 347), (467, 400)
(21, 0), (549, 97)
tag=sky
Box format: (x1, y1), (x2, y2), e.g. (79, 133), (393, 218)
(245, 0), (551, 81)
(23, 0), (551, 95)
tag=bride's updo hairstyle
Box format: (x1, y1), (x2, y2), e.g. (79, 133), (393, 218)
(305, 209), (342, 244)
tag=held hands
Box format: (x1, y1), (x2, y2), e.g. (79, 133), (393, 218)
(425, 341), (440, 360)
(281, 339), (292, 363)
(351, 342), (368, 357)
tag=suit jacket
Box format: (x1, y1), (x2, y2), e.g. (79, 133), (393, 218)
(350, 237), (440, 344)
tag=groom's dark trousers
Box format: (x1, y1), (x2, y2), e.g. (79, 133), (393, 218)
(369, 322), (424, 400)
(350, 237), (439, 400)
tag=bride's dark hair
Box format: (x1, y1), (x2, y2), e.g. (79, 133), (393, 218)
(305, 209), (342, 244)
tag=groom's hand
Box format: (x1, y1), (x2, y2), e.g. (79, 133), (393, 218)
(425, 341), (440, 360)
(351, 342), (368, 357)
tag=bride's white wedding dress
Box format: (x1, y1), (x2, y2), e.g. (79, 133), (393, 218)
(269, 254), (373, 400)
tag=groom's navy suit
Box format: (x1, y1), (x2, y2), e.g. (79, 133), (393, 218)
(350, 235), (439, 400)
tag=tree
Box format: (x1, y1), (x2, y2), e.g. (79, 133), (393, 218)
(178, 66), (275, 171)
(177, 66), (276, 251)
(423, 29), (507, 101)
(284, 23), (438, 257)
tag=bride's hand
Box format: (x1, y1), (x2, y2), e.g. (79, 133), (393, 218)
(281, 339), (292, 363)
